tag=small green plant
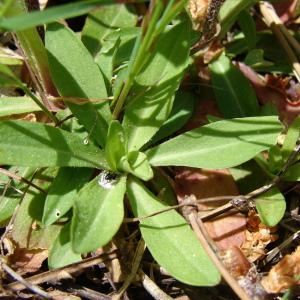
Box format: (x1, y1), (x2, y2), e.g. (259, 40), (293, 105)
(0, 0), (298, 289)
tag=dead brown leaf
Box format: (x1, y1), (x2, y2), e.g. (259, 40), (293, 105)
(7, 246), (48, 275)
(261, 246), (300, 293)
(175, 167), (246, 250)
(241, 211), (278, 262)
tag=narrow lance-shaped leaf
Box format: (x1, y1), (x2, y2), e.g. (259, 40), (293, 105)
(0, 120), (108, 169)
(126, 177), (220, 286)
(147, 116), (282, 169)
(82, 4), (137, 56)
(105, 120), (127, 171)
(48, 222), (82, 269)
(237, 10), (256, 49)
(72, 175), (126, 254)
(0, 97), (42, 117)
(0, 0), (131, 31)
(42, 167), (93, 226)
(283, 162), (300, 181)
(118, 151), (153, 181)
(256, 187), (286, 227)
(219, 0), (259, 38)
(123, 20), (192, 152)
(0, 166), (36, 225)
(281, 115), (300, 161)
(146, 91), (195, 147)
(12, 168), (61, 249)
(46, 22), (111, 148)
(209, 52), (259, 118)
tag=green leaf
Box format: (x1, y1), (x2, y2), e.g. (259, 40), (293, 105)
(147, 116), (282, 169)
(0, 166), (36, 226)
(0, 120), (108, 168)
(220, 0), (259, 38)
(12, 168), (61, 249)
(256, 188), (286, 227)
(95, 37), (120, 92)
(145, 91), (195, 147)
(46, 22), (111, 148)
(0, 97), (42, 117)
(135, 21), (191, 86)
(118, 151), (153, 181)
(126, 177), (220, 286)
(72, 175), (126, 253)
(244, 49), (274, 69)
(283, 162), (300, 181)
(123, 21), (191, 152)
(42, 167), (93, 226)
(230, 160), (269, 194)
(281, 115), (300, 161)
(104, 27), (140, 67)
(82, 4), (137, 55)
(268, 145), (283, 173)
(209, 53), (259, 118)
(105, 120), (127, 171)
(237, 10), (256, 49)
(0, 196), (19, 227)
(150, 168), (177, 206)
(0, 0), (127, 31)
(48, 223), (81, 269)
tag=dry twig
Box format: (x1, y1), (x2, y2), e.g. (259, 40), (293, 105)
(4, 250), (118, 292)
(1, 258), (52, 299)
(189, 212), (251, 300)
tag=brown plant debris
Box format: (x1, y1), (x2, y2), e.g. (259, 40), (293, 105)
(261, 246), (300, 293)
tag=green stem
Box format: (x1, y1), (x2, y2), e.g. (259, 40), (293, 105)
(112, 1), (164, 119)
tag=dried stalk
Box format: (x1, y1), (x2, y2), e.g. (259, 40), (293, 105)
(0, 167), (46, 194)
(189, 212), (251, 300)
(112, 239), (145, 300)
(259, 1), (300, 82)
(1, 258), (52, 299)
(5, 250), (118, 292)
(140, 271), (173, 300)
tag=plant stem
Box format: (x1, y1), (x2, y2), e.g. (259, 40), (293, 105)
(22, 84), (59, 124)
(112, 0), (188, 119)
(189, 212), (251, 300)
(260, 1), (300, 82)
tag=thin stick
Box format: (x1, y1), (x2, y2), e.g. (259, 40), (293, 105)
(260, 1), (300, 82)
(123, 202), (197, 223)
(67, 285), (111, 300)
(123, 196), (236, 223)
(140, 271), (173, 300)
(202, 140), (300, 221)
(189, 212), (251, 300)
(261, 230), (300, 266)
(0, 168), (46, 194)
(112, 239), (146, 300)
(1, 259), (52, 299)
(259, 2), (300, 56)
(5, 250), (118, 292)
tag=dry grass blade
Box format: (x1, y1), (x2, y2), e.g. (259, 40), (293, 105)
(4, 250), (118, 292)
(112, 239), (145, 300)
